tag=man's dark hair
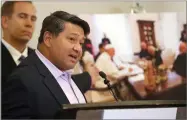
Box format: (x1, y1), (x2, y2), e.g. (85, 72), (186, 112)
(38, 11), (90, 44)
(1, 1), (32, 17)
(102, 38), (111, 44)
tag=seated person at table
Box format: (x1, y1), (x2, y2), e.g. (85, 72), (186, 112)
(180, 24), (187, 42)
(95, 44), (137, 79)
(96, 44), (137, 100)
(95, 44), (119, 78)
(173, 42), (187, 78)
(83, 37), (95, 56)
(147, 45), (163, 67)
(73, 38), (95, 74)
(72, 40), (98, 83)
(139, 41), (150, 59)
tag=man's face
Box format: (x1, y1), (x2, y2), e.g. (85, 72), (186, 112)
(141, 42), (147, 50)
(100, 47), (105, 53)
(179, 42), (187, 54)
(106, 48), (115, 58)
(48, 22), (85, 71)
(2, 2), (37, 43)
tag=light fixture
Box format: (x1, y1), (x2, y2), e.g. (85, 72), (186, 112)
(130, 2), (146, 14)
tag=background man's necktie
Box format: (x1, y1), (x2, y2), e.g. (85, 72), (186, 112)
(18, 55), (26, 63)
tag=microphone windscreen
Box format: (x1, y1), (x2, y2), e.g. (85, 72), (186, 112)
(99, 71), (106, 78)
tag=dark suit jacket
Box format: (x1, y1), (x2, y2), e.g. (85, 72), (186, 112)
(173, 53), (186, 78)
(139, 49), (150, 59)
(148, 50), (163, 67)
(2, 52), (91, 119)
(1, 42), (34, 87)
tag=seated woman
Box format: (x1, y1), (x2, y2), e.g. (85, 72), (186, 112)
(74, 42), (116, 103)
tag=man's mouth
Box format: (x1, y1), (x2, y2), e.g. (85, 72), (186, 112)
(23, 31), (32, 37)
(69, 54), (78, 63)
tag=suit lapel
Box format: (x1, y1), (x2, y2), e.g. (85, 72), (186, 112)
(1, 42), (17, 68)
(30, 52), (70, 105)
(71, 75), (88, 103)
(1, 42), (17, 85)
(2, 42), (34, 67)
(28, 47), (34, 55)
(42, 75), (70, 105)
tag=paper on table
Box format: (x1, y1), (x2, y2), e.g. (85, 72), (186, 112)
(117, 64), (144, 78)
(128, 74), (145, 82)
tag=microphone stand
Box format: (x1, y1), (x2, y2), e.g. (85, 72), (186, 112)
(103, 78), (119, 101)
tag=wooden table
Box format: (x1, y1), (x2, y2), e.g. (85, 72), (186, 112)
(126, 72), (186, 100)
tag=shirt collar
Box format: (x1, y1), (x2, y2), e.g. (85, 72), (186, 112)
(103, 52), (111, 59)
(2, 39), (28, 62)
(35, 49), (72, 80)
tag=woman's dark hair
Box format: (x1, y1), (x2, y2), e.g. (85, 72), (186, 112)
(82, 38), (94, 55)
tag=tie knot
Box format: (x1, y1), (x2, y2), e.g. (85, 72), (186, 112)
(19, 55), (26, 62)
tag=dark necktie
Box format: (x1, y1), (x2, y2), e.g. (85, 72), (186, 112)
(18, 55), (26, 63)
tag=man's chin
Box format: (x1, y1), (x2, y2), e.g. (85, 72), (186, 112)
(67, 62), (77, 69)
(18, 37), (31, 44)
(69, 64), (76, 69)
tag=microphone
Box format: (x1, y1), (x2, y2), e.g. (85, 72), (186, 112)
(99, 71), (118, 101)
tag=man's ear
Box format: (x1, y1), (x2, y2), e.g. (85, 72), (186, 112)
(43, 31), (53, 47)
(1, 16), (9, 29)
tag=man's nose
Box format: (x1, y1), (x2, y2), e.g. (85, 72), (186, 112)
(25, 18), (33, 28)
(73, 43), (82, 53)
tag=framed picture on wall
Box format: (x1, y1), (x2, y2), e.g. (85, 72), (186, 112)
(137, 20), (157, 47)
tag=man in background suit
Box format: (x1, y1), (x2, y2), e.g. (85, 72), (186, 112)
(173, 42), (187, 78)
(139, 41), (150, 59)
(2, 11), (92, 119)
(1, 1), (37, 86)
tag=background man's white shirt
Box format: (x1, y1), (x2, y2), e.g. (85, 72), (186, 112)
(2, 39), (28, 65)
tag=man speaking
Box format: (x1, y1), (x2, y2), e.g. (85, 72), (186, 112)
(2, 11), (92, 119)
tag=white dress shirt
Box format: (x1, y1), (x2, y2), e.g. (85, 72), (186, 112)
(2, 39), (28, 65)
(35, 50), (86, 104)
(95, 52), (119, 75)
(95, 52), (144, 79)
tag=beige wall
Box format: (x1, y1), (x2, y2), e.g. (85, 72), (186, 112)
(29, 1), (186, 49)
